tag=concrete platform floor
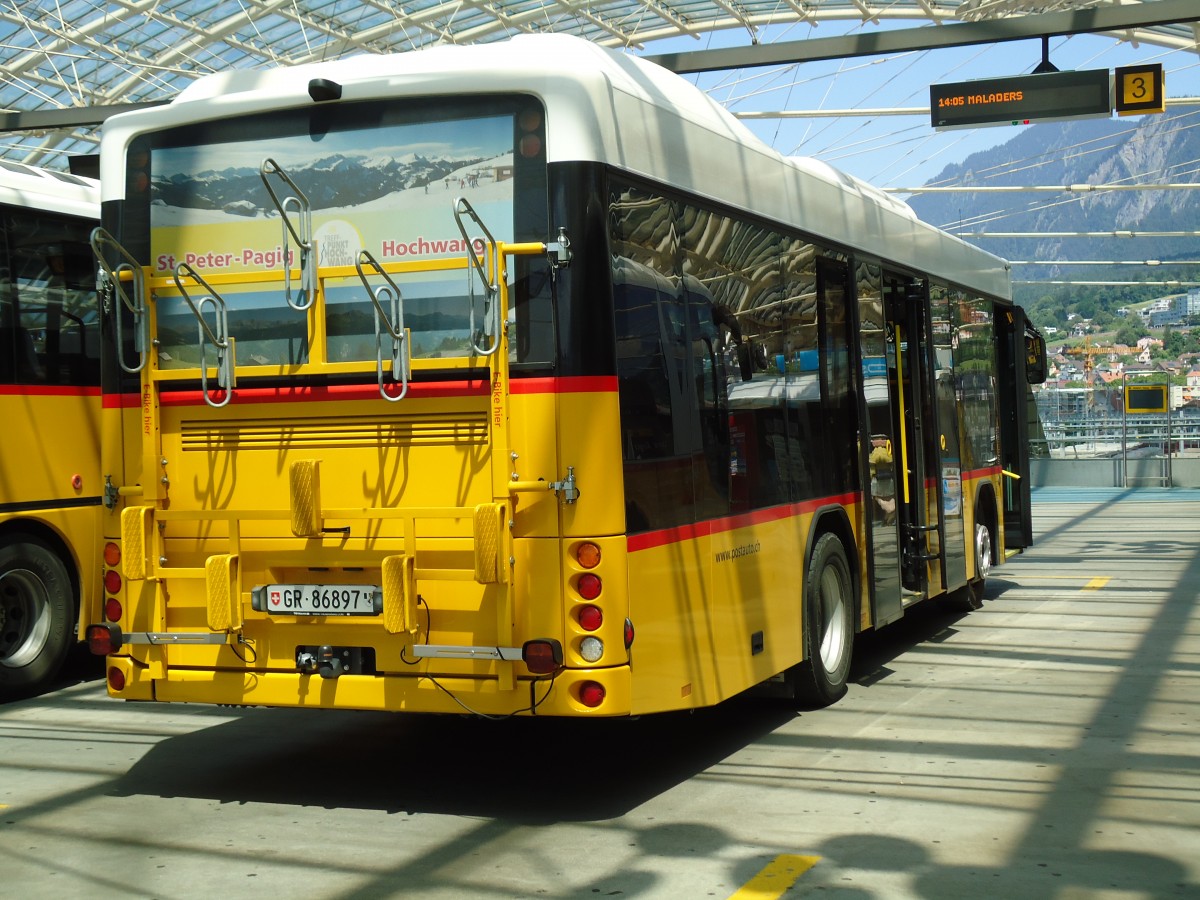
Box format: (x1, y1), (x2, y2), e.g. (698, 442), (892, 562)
(1, 487), (1197, 898)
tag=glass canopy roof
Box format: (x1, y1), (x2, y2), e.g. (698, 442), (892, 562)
(0, 0), (1196, 172)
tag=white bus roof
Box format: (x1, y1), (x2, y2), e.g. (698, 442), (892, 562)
(99, 33), (1009, 299)
(0, 160), (99, 219)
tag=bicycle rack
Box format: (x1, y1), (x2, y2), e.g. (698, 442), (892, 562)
(90, 227), (148, 374)
(354, 249), (410, 402)
(172, 262), (236, 408)
(259, 158), (316, 312)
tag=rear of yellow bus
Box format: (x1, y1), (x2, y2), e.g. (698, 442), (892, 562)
(89, 87), (634, 716)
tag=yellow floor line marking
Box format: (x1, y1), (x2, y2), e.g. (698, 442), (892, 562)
(729, 854), (820, 899)
(1022, 578), (1113, 585)
(1084, 576), (1111, 590)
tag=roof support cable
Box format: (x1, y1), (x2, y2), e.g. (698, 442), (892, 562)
(354, 249), (410, 402)
(453, 196), (501, 357)
(172, 262), (235, 408)
(90, 226), (148, 374)
(259, 157), (316, 311)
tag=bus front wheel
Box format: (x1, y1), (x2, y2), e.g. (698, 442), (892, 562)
(947, 515), (994, 612)
(0, 538), (74, 697)
(789, 533), (854, 708)
(967, 519), (995, 606)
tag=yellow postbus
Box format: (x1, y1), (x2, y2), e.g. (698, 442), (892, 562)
(88, 35), (1045, 716)
(0, 163), (102, 696)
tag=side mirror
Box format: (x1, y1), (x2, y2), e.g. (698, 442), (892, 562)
(737, 343), (754, 382)
(1025, 331), (1047, 385)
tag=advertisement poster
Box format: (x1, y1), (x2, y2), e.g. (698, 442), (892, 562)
(149, 115), (515, 365)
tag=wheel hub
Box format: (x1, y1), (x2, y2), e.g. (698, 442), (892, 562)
(0, 569), (51, 668)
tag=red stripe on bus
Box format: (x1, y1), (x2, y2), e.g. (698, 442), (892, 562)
(101, 376), (617, 408)
(152, 380), (490, 406)
(102, 392), (140, 409)
(510, 376), (618, 394)
(627, 492), (860, 552)
(0, 384), (101, 398)
(962, 465), (1002, 480)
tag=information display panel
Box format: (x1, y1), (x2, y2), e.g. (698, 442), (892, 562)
(930, 69), (1112, 129)
(1125, 384), (1168, 414)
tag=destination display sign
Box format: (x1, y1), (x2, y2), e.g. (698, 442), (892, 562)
(929, 69), (1112, 129)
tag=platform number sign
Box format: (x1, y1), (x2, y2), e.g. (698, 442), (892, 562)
(1115, 64), (1165, 117)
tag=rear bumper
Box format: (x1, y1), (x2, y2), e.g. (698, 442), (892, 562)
(103, 655), (633, 717)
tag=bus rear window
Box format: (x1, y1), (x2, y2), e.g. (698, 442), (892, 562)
(141, 97), (551, 369)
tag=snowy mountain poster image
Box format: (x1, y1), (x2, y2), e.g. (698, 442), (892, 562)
(149, 115), (515, 277)
(147, 115), (516, 367)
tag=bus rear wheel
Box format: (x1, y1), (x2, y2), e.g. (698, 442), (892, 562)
(788, 533), (853, 708)
(0, 538), (74, 697)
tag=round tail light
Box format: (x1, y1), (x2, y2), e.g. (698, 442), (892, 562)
(579, 681), (606, 708)
(575, 542), (601, 569)
(577, 573), (601, 600)
(578, 604), (602, 631)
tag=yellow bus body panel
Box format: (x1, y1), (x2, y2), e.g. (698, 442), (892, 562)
(1, 388), (104, 636)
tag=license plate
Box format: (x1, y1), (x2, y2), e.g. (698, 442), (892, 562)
(254, 584), (381, 616)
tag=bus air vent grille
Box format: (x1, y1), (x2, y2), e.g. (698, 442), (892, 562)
(179, 412), (489, 450)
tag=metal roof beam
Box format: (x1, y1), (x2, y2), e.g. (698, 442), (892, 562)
(644, 0), (1200, 72)
(280, 1), (458, 59)
(0, 101), (169, 133)
(551, 0), (641, 47)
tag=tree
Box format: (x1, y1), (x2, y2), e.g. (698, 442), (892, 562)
(1164, 325), (1185, 356)
(1115, 321), (1145, 347)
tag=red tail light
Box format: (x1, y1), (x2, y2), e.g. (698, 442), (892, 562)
(579, 681), (606, 708)
(577, 573), (601, 600)
(624, 618), (635, 649)
(578, 605), (602, 631)
(104, 597), (123, 622)
(522, 638), (563, 675)
(107, 666), (126, 692)
(87, 624), (122, 656)
(104, 570), (122, 595)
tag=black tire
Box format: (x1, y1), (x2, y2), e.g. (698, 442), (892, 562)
(789, 532), (854, 708)
(0, 537), (75, 697)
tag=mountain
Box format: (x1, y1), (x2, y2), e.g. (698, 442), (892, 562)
(907, 110), (1200, 279)
(152, 151), (486, 213)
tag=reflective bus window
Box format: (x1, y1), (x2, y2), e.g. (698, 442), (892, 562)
(0, 207), (98, 386)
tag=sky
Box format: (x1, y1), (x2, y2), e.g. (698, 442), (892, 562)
(640, 20), (1200, 192)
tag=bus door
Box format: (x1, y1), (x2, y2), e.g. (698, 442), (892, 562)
(884, 275), (946, 599)
(861, 282), (902, 628)
(997, 305), (1046, 550)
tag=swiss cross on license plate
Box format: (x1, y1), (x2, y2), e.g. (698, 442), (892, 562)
(257, 584), (381, 616)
